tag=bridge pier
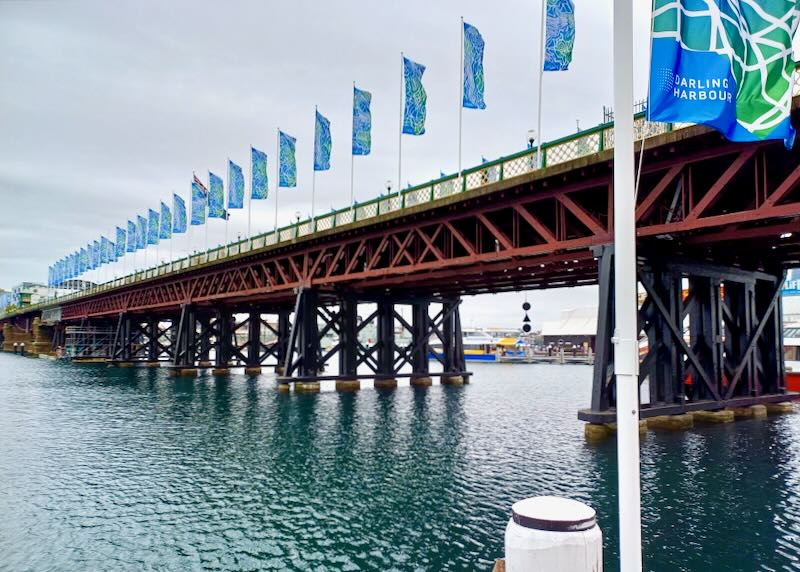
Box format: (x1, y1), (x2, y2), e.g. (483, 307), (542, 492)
(579, 247), (794, 427)
(277, 290), (468, 391)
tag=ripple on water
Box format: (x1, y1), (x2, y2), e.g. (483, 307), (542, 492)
(1, 355), (800, 571)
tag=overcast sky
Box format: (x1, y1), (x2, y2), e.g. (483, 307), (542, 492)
(0, 0), (670, 328)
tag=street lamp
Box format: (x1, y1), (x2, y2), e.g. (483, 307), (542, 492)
(527, 129), (537, 149)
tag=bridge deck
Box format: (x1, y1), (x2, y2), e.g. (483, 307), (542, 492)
(4, 79), (800, 321)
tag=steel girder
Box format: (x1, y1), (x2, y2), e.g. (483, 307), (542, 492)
(45, 134), (800, 322)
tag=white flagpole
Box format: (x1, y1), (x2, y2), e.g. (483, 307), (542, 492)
(536, 0), (546, 168)
(398, 52), (404, 192)
(613, 0), (642, 570)
(350, 82), (356, 213)
(226, 158), (230, 247)
(274, 128), (280, 234)
(312, 106), (317, 226)
(248, 147), (253, 238)
(204, 175), (209, 254)
(458, 16), (464, 184)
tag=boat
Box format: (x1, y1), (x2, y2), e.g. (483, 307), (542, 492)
(429, 328), (531, 362)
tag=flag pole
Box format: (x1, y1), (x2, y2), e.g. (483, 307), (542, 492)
(226, 158), (230, 247)
(274, 128), (280, 235)
(458, 16), (464, 184)
(398, 52), (404, 193)
(350, 82), (356, 214)
(536, 0), (546, 169)
(613, 0), (642, 570)
(248, 147), (253, 238)
(312, 106), (317, 229)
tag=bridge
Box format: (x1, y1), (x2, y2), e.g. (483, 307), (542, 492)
(3, 83), (800, 426)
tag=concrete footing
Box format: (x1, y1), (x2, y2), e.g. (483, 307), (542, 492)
(584, 424), (612, 443)
(274, 366), (286, 376)
(766, 402), (796, 414)
(294, 381), (321, 393)
(211, 368), (230, 376)
(116, 362), (135, 368)
(198, 361), (213, 368)
(441, 375), (466, 386)
(276, 383), (291, 393)
(728, 404), (768, 419)
(373, 378), (398, 389)
(144, 361), (161, 368)
(178, 368), (199, 377)
(410, 376), (433, 387)
(691, 409), (735, 424)
(648, 414), (694, 431)
(244, 367), (262, 376)
(335, 379), (361, 392)
(585, 421), (647, 443)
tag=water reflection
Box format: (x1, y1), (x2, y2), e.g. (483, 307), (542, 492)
(1, 356), (800, 571)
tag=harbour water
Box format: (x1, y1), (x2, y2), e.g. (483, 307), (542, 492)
(1, 353), (799, 571)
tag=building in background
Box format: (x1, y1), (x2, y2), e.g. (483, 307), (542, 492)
(540, 307), (597, 350)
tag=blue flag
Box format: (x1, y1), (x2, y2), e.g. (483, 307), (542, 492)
(173, 193), (187, 234)
(208, 172), (225, 218)
(191, 175), (207, 226)
(137, 215), (147, 249)
(251, 147), (268, 199)
(48, 266), (53, 288)
(279, 131), (297, 187)
(147, 209), (159, 245)
(544, 0), (575, 71)
(352, 87), (372, 156)
(160, 202), (172, 240)
(80, 248), (88, 273)
(227, 160), (245, 209)
(115, 227), (126, 258)
(402, 56), (427, 135)
(127, 220), (137, 253)
(648, 0), (799, 146)
(108, 239), (117, 262)
(93, 240), (101, 267)
(100, 236), (110, 264)
(314, 110), (332, 171)
(463, 22), (486, 109)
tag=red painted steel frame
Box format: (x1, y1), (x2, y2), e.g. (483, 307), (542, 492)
(41, 126), (800, 321)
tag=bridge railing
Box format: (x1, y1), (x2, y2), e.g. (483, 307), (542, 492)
(7, 66), (800, 320)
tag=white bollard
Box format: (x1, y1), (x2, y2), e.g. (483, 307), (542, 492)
(505, 496), (602, 572)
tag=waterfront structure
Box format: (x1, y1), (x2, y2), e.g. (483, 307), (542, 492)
(2, 87), (800, 415)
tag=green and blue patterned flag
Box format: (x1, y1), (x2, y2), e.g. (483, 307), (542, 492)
(403, 56), (427, 135)
(544, 0), (575, 71)
(208, 172), (225, 218)
(127, 220), (137, 253)
(191, 175), (207, 226)
(352, 87), (372, 155)
(160, 202), (172, 240)
(147, 209), (159, 245)
(115, 227), (126, 258)
(279, 131), (297, 187)
(137, 215), (147, 249)
(314, 110), (332, 171)
(228, 160), (244, 208)
(108, 239), (117, 262)
(80, 248), (88, 273)
(173, 193), (187, 234)
(251, 147), (268, 199)
(48, 266), (53, 287)
(100, 236), (110, 264)
(93, 240), (101, 267)
(463, 22), (486, 109)
(648, 0), (799, 146)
